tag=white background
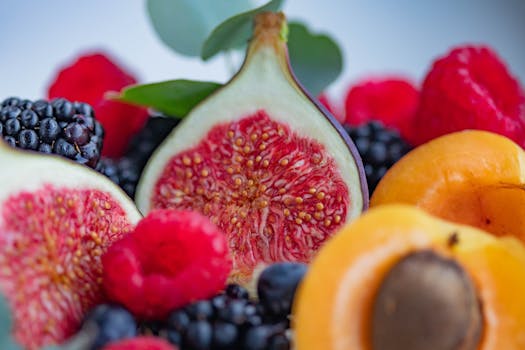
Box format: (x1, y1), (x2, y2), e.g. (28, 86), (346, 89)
(1, 0), (524, 106)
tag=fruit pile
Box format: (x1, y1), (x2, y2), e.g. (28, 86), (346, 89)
(1, 9), (525, 350)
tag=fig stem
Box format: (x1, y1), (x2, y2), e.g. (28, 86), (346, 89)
(253, 12), (288, 46)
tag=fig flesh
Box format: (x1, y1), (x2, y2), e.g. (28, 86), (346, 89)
(0, 141), (141, 349)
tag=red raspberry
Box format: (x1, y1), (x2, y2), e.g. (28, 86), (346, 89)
(318, 93), (344, 123)
(102, 209), (232, 319)
(411, 45), (525, 146)
(344, 77), (419, 140)
(103, 337), (177, 350)
(47, 52), (149, 158)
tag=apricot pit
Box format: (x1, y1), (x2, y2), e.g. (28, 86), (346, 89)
(372, 250), (482, 350)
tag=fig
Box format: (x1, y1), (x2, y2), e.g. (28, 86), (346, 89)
(136, 12), (367, 282)
(0, 141), (141, 349)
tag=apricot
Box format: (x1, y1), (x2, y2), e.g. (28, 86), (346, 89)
(371, 130), (525, 242)
(292, 205), (525, 350)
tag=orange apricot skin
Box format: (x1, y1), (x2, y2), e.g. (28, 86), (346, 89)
(292, 205), (525, 350)
(370, 130), (525, 242)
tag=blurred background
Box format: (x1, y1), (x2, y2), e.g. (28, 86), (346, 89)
(1, 0), (524, 102)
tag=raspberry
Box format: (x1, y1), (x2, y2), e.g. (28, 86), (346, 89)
(411, 45), (525, 147)
(47, 52), (149, 158)
(102, 210), (232, 320)
(344, 77), (419, 140)
(103, 336), (177, 350)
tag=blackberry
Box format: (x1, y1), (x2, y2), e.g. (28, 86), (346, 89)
(125, 115), (180, 171)
(152, 283), (291, 350)
(345, 121), (412, 193)
(82, 303), (137, 350)
(97, 115), (179, 198)
(0, 97), (104, 168)
(97, 157), (140, 198)
(257, 263), (308, 321)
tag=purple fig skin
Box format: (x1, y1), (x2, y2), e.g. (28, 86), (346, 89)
(285, 62), (370, 211)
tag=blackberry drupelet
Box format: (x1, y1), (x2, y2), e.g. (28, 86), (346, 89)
(97, 157), (140, 198)
(97, 115), (179, 198)
(82, 303), (137, 350)
(125, 115), (180, 171)
(0, 97), (104, 168)
(345, 121), (412, 193)
(146, 283), (291, 350)
(257, 262), (308, 321)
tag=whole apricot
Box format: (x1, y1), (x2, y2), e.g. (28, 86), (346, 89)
(371, 130), (525, 243)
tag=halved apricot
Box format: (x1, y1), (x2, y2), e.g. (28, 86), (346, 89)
(292, 205), (525, 350)
(371, 130), (525, 242)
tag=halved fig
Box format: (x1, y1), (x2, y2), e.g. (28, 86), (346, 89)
(0, 141), (141, 349)
(136, 12), (367, 282)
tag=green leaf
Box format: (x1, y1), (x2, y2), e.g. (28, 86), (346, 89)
(287, 21), (343, 96)
(117, 80), (222, 117)
(201, 0), (285, 60)
(147, 0), (254, 57)
(0, 294), (12, 339)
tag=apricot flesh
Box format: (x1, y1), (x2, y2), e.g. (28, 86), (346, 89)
(370, 130), (525, 242)
(292, 205), (525, 350)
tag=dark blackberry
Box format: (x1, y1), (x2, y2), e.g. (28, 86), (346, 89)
(160, 283), (291, 350)
(225, 283), (250, 300)
(18, 129), (39, 150)
(1, 97), (21, 107)
(186, 300), (214, 321)
(185, 321), (213, 350)
(242, 323), (288, 350)
(345, 121), (412, 193)
(97, 115), (179, 198)
(97, 157), (141, 198)
(82, 303), (137, 350)
(212, 322), (239, 349)
(267, 333), (290, 350)
(242, 326), (272, 350)
(257, 262), (308, 321)
(137, 320), (164, 336)
(124, 115), (179, 171)
(217, 299), (249, 325)
(0, 96), (104, 168)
